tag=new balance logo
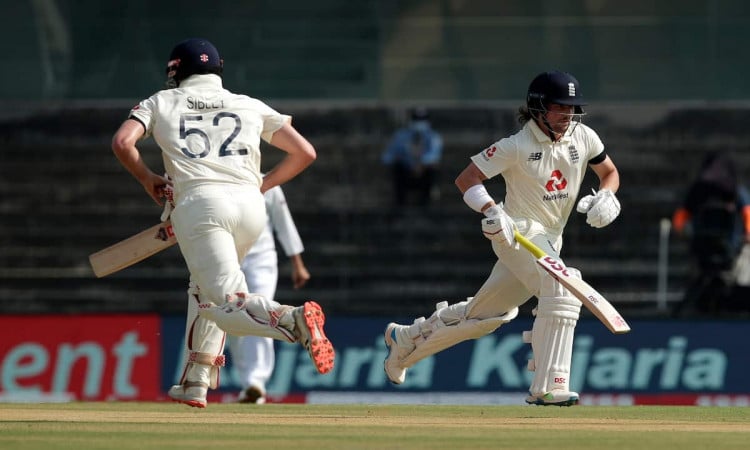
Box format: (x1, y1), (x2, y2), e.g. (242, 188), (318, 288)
(527, 152), (542, 161)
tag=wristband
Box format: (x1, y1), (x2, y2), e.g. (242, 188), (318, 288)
(463, 184), (494, 213)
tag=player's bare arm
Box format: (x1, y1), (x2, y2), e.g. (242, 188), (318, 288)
(455, 162), (496, 212)
(590, 155), (620, 193)
(261, 122), (317, 193)
(112, 119), (170, 205)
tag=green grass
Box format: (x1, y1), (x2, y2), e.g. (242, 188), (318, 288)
(1, 403), (749, 449)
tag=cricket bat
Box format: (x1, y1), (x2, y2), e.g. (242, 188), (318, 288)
(513, 231), (631, 334)
(89, 221), (177, 278)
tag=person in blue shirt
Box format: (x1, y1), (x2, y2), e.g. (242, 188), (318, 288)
(381, 107), (443, 207)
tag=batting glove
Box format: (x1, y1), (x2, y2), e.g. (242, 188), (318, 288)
(576, 189), (620, 228)
(160, 184), (175, 222)
(482, 205), (517, 247)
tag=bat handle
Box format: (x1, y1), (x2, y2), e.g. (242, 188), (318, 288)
(513, 230), (547, 259)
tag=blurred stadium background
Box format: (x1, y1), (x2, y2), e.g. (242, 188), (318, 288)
(1, 0), (749, 405)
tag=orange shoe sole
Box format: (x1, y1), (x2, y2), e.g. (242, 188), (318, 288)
(171, 398), (206, 408)
(302, 301), (335, 374)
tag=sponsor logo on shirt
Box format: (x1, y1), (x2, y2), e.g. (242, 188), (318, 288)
(543, 169), (569, 201)
(484, 145), (497, 158)
(545, 170), (567, 192)
(527, 152), (542, 161)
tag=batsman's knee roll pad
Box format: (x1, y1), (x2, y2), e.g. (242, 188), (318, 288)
(536, 295), (581, 320)
(401, 303), (518, 368)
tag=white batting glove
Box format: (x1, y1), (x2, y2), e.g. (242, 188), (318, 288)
(160, 184), (175, 222)
(576, 190), (596, 214)
(576, 189), (620, 228)
(481, 205), (517, 247)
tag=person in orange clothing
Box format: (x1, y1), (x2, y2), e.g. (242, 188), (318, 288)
(671, 151), (750, 317)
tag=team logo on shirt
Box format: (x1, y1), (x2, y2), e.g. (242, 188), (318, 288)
(568, 145), (579, 164)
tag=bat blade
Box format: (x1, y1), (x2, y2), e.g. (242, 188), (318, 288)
(513, 231), (631, 334)
(89, 221), (177, 278)
(534, 254), (631, 334)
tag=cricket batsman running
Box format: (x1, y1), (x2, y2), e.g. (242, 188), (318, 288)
(111, 38), (334, 408)
(384, 70), (621, 406)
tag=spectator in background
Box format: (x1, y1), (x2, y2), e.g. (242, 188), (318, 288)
(381, 107), (443, 208)
(671, 151), (750, 317)
(228, 184), (310, 404)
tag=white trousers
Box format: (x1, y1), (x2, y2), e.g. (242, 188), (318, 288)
(171, 185), (267, 302)
(170, 185), (267, 387)
(465, 220), (563, 319)
(228, 250), (278, 392)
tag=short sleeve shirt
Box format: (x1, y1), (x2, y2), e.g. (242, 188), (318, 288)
(128, 74), (290, 195)
(471, 120), (604, 236)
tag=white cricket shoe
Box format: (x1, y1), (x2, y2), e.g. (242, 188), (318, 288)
(168, 382), (208, 408)
(383, 322), (414, 384)
(525, 390), (579, 407)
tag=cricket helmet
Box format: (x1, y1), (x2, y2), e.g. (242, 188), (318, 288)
(527, 70), (586, 115)
(165, 38), (223, 88)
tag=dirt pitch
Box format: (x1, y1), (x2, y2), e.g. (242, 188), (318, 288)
(1, 403), (749, 450)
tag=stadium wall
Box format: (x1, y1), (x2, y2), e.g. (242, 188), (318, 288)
(0, 314), (747, 406)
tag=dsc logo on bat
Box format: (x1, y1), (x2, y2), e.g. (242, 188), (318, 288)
(542, 256), (569, 277)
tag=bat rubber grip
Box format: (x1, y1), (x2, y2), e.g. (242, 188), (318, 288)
(513, 231), (547, 259)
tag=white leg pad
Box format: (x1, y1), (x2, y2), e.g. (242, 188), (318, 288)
(198, 292), (296, 343)
(400, 301), (518, 368)
(180, 282), (226, 389)
(527, 295), (581, 396)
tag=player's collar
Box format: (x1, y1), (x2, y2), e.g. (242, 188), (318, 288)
(528, 120), (573, 144)
(180, 74), (223, 88)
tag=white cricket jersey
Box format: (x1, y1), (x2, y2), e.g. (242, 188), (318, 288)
(128, 74), (290, 197)
(471, 120), (604, 236)
(248, 185), (304, 257)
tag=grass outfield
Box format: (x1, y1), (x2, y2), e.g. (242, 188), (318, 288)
(1, 403), (749, 449)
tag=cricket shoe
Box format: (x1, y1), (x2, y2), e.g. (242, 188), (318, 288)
(525, 390), (579, 407)
(168, 382), (208, 408)
(238, 385), (266, 404)
(293, 301), (335, 374)
(383, 322), (414, 384)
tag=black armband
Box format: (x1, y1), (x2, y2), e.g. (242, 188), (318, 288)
(588, 151), (607, 165)
(127, 115), (147, 133)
